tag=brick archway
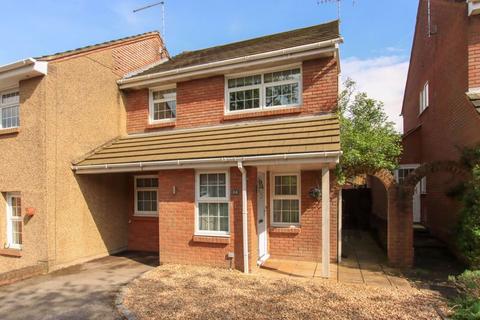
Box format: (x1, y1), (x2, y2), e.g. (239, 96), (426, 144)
(401, 161), (470, 197)
(368, 169), (414, 267)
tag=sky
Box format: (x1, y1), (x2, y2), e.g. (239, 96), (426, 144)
(0, 0), (418, 131)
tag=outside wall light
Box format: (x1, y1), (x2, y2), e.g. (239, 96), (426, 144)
(25, 207), (36, 217)
(309, 187), (321, 201)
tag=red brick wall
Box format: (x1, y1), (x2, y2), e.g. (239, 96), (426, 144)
(158, 167), (258, 272)
(113, 34), (167, 76)
(127, 174), (159, 252)
(401, 0), (480, 243)
(125, 57), (338, 134)
(468, 16), (480, 88)
(267, 170), (338, 262)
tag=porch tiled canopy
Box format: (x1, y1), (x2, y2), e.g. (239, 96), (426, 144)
(72, 114), (340, 172)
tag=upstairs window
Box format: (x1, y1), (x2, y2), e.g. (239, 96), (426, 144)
(149, 88), (176, 122)
(0, 90), (20, 129)
(226, 67), (302, 113)
(419, 82), (429, 114)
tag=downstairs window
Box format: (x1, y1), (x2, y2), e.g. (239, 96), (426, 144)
(196, 172), (229, 236)
(6, 193), (22, 249)
(271, 174), (300, 226)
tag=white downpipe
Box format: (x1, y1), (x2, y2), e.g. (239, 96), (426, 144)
(237, 161), (249, 274)
(321, 168), (331, 278)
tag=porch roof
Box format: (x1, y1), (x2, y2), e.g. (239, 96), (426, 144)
(72, 114), (340, 173)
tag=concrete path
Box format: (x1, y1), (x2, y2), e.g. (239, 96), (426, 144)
(258, 230), (411, 289)
(0, 252), (158, 320)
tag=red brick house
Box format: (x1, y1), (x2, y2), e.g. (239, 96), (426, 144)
(401, 0), (480, 245)
(73, 20), (343, 275)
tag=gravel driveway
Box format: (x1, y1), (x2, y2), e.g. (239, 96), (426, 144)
(123, 264), (448, 320)
(0, 252), (158, 320)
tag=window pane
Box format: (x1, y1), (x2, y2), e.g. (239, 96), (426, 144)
(1, 105), (19, 128)
(198, 202), (229, 232)
(199, 173), (226, 198)
(228, 88), (260, 112)
(264, 68), (301, 83)
(265, 83), (299, 107)
(152, 89), (176, 100)
(1, 91), (19, 105)
(273, 199), (299, 224)
(274, 175), (297, 195)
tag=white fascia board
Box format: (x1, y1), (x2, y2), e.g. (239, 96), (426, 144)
(72, 151), (342, 174)
(0, 58), (48, 90)
(118, 37), (343, 89)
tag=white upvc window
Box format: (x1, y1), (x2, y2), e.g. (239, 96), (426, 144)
(6, 193), (22, 249)
(134, 176), (159, 217)
(195, 171), (230, 236)
(419, 82), (429, 114)
(226, 66), (302, 113)
(0, 90), (20, 129)
(149, 88), (176, 123)
(271, 173), (301, 227)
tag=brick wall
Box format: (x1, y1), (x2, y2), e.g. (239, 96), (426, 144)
(125, 57), (338, 134)
(267, 170), (338, 263)
(113, 35), (167, 76)
(127, 174), (159, 252)
(158, 167), (258, 272)
(401, 0), (480, 244)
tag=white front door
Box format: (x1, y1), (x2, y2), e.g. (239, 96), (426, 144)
(257, 172), (268, 263)
(395, 165), (421, 223)
(412, 183), (421, 223)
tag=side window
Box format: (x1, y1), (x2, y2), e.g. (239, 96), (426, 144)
(0, 90), (20, 129)
(134, 176), (158, 216)
(419, 82), (429, 114)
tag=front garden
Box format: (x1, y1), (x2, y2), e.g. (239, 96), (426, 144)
(120, 264), (446, 320)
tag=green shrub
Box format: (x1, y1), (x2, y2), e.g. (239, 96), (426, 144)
(457, 166), (480, 269)
(450, 270), (480, 320)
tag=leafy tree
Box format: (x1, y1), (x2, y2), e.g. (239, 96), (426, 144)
(336, 79), (402, 183)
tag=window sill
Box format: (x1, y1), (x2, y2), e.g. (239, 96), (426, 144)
(132, 214), (158, 219)
(192, 235), (230, 244)
(222, 107), (301, 121)
(146, 121), (176, 130)
(269, 226), (301, 234)
(0, 248), (22, 257)
(0, 127), (20, 136)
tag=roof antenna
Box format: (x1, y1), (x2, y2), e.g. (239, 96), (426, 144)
(133, 1), (166, 41)
(317, 0), (355, 21)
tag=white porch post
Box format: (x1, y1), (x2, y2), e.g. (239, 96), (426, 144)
(321, 168), (330, 278)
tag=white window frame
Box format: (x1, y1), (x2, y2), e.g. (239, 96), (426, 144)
(6, 192), (22, 250)
(134, 175), (159, 217)
(419, 81), (429, 114)
(224, 64), (303, 115)
(270, 172), (301, 227)
(195, 170), (230, 237)
(148, 85), (177, 124)
(0, 89), (20, 129)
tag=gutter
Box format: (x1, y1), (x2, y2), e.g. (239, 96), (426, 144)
(237, 161), (249, 274)
(72, 151), (342, 174)
(0, 58), (48, 75)
(118, 37), (343, 88)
